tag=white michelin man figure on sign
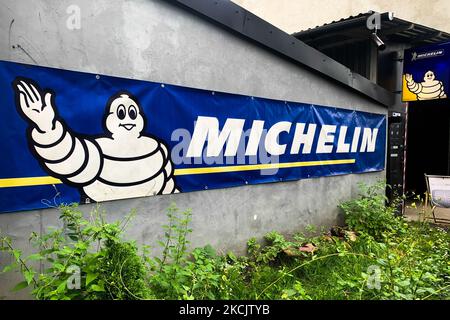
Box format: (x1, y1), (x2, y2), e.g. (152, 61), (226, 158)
(13, 77), (179, 203)
(405, 71), (447, 100)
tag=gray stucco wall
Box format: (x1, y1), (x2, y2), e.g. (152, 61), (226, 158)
(0, 0), (386, 299)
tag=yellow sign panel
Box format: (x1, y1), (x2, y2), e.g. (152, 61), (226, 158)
(402, 75), (418, 102)
(402, 73), (447, 102)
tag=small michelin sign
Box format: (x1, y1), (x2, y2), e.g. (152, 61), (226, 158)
(403, 42), (449, 102)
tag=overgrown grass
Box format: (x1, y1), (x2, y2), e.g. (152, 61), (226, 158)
(1, 183), (449, 300)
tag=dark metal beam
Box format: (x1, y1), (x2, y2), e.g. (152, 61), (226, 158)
(312, 37), (366, 50)
(298, 24), (415, 51)
(301, 23), (415, 50)
(167, 0), (394, 107)
(380, 23), (415, 36)
(410, 31), (443, 44)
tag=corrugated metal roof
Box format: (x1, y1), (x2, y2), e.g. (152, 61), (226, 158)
(292, 11), (450, 49)
(294, 11), (376, 34)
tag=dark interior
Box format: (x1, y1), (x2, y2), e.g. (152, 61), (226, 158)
(405, 99), (450, 195)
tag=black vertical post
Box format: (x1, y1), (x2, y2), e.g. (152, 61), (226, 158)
(387, 110), (406, 215)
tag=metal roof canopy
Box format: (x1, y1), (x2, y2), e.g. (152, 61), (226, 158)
(293, 11), (450, 50)
(168, 0), (394, 107)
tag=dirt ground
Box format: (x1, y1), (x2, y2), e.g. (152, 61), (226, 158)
(404, 200), (450, 228)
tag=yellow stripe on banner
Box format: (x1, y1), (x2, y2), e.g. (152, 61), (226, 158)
(0, 159), (355, 187)
(173, 159), (356, 176)
(0, 176), (63, 188)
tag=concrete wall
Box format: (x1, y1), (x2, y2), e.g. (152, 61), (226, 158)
(0, 0), (386, 299)
(233, 0), (450, 34)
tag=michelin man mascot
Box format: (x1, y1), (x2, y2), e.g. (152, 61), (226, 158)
(13, 77), (179, 203)
(405, 71), (447, 100)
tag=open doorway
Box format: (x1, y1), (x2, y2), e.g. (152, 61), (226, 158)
(405, 99), (450, 197)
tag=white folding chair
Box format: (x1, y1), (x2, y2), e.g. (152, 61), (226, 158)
(425, 174), (450, 224)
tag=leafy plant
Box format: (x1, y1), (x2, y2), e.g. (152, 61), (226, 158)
(0, 204), (151, 300)
(339, 181), (405, 239)
(1, 183), (449, 301)
(147, 204), (193, 299)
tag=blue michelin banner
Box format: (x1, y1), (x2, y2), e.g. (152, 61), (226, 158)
(403, 41), (450, 101)
(0, 60), (386, 213)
